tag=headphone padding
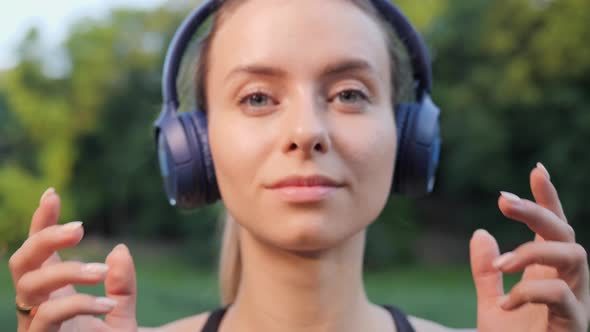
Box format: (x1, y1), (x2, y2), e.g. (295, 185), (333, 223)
(187, 110), (220, 204)
(393, 100), (440, 197)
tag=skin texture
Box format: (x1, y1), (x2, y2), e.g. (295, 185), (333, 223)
(205, 1), (397, 331)
(207, 0), (396, 254)
(470, 166), (590, 332)
(7, 0), (590, 331)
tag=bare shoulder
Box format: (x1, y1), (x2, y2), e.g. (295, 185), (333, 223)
(408, 315), (477, 332)
(152, 311), (212, 332)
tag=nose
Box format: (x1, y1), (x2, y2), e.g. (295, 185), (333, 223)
(282, 94), (331, 159)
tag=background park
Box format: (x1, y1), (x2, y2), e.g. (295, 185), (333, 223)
(1, 0), (589, 329)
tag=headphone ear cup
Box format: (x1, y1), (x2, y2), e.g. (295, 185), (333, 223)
(393, 99), (441, 197)
(392, 102), (415, 195)
(156, 109), (220, 209)
(178, 110), (220, 207)
(185, 110), (220, 204)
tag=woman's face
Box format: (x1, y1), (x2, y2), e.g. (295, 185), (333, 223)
(207, 0), (396, 252)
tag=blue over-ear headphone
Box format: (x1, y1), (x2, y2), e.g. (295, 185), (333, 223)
(154, 0), (441, 209)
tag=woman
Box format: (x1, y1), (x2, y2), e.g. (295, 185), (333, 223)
(8, 0), (590, 331)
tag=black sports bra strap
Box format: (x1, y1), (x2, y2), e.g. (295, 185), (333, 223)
(200, 304), (416, 332)
(382, 304), (416, 332)
(201, 306), (228, 332)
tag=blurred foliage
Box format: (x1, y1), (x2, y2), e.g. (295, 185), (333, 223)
(1, 0), (589, 267)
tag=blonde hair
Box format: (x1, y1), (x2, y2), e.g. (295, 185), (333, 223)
(218, 211), (241, 305)
(190, 0), (413, 305)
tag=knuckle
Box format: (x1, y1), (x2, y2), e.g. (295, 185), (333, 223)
(572, 243), (587, 264)
(23, 233), (41, 253)
(8, 252), (21, 272)
(511, 283), (526, 300)
(60, 261), (85, 277)
(66, 260), (84, 270)
(514, 242), (536, 264)
(72, 293), (95, 308)
(566, 225), (576, 241)
(43, 224), (62, 238)
(16, 275), (34, 297)
(516, 241), (534, 255)
(34, 302), (53, 323)
(554, 280), (571, 303)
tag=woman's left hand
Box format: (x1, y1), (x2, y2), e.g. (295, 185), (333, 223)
(470, 163), (590, 332)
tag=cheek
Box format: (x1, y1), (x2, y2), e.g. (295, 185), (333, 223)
(208, 110), (279, 209)
(340, 116), (396, 192)
(209, 114), (260, 197)
(336, 113), (397, 221)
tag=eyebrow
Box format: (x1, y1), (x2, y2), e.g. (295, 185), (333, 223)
(224, 58), (378, 83)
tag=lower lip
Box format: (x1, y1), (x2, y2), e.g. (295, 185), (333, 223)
(269, 186), (339, 203)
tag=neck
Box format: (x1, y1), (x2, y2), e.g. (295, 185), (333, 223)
(222, 228), (392, 332)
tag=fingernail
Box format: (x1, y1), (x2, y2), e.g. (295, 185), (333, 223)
(63, 221), (83, 231)
(40, 187), (55, 204)
(497, 295), (509, 308)
(473, 229), (490, 238)
(492, 251), (515, 269)
(83, 263), (109, 276)
(95, 297), (118, 308)
(114, 243), (128, 253)
(500, 191), (521, 205)
(536, 162), (550, 181)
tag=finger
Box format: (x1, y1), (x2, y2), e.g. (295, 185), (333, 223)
(9, 222), (84, 283)
(16, 261), (109, 306)
(498, 192), (575, 242)
(28, 294), (117, 332)
(28, 188), (65, 282)
(29, 188), (61, 236)
(499, 279), (581, 320)
(495, 241), (590, 301)
(493, 241), (588, 276)
(470, 229), (504, 305)
(530, 163), (567, 222)
(104, 244), (138, 329)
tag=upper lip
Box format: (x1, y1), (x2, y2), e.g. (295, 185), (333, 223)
(266, 174), (344, 189)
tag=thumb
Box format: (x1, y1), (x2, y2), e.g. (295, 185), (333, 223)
(104, 244), (138, 329)
(470, 229), (504, 306)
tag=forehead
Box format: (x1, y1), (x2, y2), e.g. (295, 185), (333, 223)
(208, 0), (390, 81)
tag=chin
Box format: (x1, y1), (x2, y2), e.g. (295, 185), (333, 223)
(267, 211), (363, 253)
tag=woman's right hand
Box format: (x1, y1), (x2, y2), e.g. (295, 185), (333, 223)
(8, 188), (139, 332)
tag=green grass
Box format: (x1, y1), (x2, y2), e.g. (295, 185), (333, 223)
(0, 247), (521, 330)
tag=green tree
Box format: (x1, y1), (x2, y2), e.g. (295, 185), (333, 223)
(429, 0), (590, 249)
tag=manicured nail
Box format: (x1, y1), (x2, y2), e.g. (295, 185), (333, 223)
(83, 263), (109, 276)
(536, 162), (550, 181)
(497, 295), (509, 308)
(114, 243), (128, 253)
(473, 229), (490, 238)
(95, 297), (118, 308)
(63, 221), (83, 231)
(40, 187), (55, 204)
(492, 251), (515, 269)
(500, 191), (521, 205)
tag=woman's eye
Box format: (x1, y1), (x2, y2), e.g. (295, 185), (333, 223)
(240, 92), (272, 107)
(335, 89), (368, 104)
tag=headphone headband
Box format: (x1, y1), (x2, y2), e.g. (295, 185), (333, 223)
(155, 0), (441, 208)
(161, 0), (433, 109)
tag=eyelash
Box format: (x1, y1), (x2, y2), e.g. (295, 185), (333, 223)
(331, 89), (370, 104)
(237, 89), (370, 108)
(238, 90), (275, 107)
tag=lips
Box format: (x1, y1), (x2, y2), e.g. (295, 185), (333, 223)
(265, 175), (344, 203)
(266, 175), (344, 189)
